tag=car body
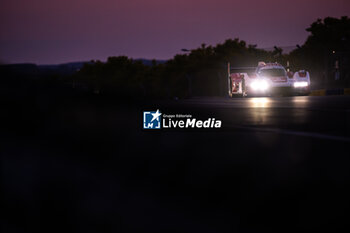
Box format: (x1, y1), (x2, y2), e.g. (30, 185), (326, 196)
(291, 70), (311, 95)
(229, 62), (294, 97)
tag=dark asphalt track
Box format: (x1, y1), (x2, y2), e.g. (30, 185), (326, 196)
(172, 95), (350, 140)
(2, 94), (350, 233)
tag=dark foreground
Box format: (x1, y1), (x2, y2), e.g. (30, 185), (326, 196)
(2, 90), (350, 232)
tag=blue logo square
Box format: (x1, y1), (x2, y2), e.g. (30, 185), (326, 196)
(143, 110), (162, 129)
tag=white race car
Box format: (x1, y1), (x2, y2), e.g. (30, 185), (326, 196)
(229, 62), (309, 97)
(291, 70), (311, 95)
(229, 62), (293, 97)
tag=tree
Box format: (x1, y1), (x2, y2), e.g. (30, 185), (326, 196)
(288, 16), (350, 87)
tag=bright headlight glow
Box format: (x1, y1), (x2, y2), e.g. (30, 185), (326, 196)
(251, 80), (269, 91)
(293, 81), (308, 88)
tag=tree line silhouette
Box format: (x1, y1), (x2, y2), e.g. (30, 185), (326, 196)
(1, 16), (349, 100)
(72, 16), (349, 99)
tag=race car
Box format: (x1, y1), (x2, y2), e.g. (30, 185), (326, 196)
(229, 62), (304, 97)
(291, 70), (311, 95)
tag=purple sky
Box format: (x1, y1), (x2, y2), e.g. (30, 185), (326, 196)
(1, 0), (349, 64)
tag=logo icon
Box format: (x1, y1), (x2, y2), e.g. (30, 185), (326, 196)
(143, 110), (162, 129)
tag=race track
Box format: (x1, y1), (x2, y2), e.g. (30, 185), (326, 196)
(2, 94), (350, 232)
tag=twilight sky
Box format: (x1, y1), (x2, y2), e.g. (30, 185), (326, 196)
(0, 0), (349, 64)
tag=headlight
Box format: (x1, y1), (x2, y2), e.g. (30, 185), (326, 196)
(293, 81), (308, 88)
(251, 80), (269, 91)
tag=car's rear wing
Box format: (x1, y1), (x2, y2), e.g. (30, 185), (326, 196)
(229, 67), (257, 77)
(226, 63), (257, 96)
(230, 67), (256, 73)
